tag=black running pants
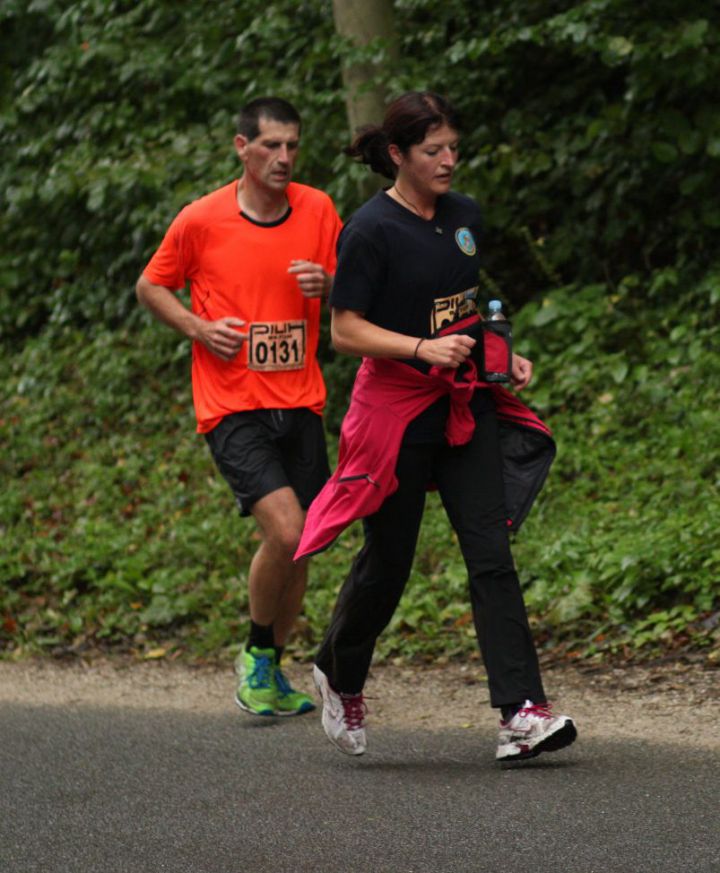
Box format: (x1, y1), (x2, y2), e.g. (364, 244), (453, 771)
(315, 411), (546, 708)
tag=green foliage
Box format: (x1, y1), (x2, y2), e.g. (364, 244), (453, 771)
(3, 1), (720, 338)
(0, 322), (249, 655)
(1, 269), (718, 661)
(390, 0), (720, 301)
(509, 268), (720, 656)
(2, 2), (719, 662)
(0, 0), (344, 339)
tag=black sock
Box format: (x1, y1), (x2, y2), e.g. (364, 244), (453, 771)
(248, 621), (274, 651)
(274, 645), (284, 665)
(501, 703), (522, 722)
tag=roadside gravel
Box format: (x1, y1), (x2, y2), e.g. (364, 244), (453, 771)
(1, 656), (717, 750)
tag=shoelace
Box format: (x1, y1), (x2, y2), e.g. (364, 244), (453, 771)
(248, 654), (273, 689)
(519, 702), (553, 719)
(274, 668), (293, 696)
(340, 692), (367, 731)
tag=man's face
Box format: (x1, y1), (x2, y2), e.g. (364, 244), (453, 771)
(234, 116), (300, 194)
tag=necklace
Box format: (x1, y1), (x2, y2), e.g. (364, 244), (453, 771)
(392, 185), (423, 216)
(391, 185), (443, 234)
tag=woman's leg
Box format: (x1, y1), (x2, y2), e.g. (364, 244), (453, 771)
(434, 412), (546, 708)
(315, 443), (432, 693)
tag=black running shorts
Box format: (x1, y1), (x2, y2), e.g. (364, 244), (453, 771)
(204, 408), (330, 516)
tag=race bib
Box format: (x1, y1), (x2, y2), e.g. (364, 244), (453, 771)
(248, 320), (307, 371)
(431, 286), (478, 333)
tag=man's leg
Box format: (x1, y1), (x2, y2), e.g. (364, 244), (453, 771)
(239, 485), (316, 717)
(204, 409), (322, 715)
(248, 484), (307, 646)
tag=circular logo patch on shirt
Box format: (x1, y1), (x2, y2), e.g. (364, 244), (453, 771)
(455, 227), (477, 256)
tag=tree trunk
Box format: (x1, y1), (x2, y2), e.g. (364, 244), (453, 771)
(331, 0), (399, 197)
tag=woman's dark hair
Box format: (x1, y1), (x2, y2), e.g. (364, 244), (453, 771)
(345, 91), (461, 179)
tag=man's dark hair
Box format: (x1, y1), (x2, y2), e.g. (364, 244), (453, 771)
(236, 97), (302, 140)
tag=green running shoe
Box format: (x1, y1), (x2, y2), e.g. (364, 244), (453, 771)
(274, 667), (316, 717)
(235, 646), (277, 716)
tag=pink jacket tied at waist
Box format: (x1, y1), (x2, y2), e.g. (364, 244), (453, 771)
(295, 357), (555, 560)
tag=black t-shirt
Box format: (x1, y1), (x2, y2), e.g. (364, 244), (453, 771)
(330, 189), (494, 442)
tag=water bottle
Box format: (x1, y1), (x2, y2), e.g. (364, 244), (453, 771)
(483, 299), (512, 381)
(488, 299), (506, 321)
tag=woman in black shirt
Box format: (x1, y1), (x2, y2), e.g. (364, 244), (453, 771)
(312, 91), (576, 763)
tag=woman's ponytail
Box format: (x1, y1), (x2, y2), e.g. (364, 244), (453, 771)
(343, 92), (460, 180)
(345, 125), (396, 179)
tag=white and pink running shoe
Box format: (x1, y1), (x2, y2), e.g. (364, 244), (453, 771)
(496, 700), (577, 761)
(313, 665), (367, 756)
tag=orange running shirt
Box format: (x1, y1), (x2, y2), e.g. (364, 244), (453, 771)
(143, 181), (342, 432)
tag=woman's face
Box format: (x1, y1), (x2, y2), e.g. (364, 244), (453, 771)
(393, 123), (460, 199)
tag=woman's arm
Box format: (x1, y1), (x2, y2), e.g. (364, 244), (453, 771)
(331, 308), (476, 369)
(510, 353), (533, 390)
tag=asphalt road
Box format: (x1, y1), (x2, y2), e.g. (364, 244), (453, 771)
(2, 703), (719, 873)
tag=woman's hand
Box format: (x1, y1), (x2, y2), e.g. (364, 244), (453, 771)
(417, 334), (476, 369)
(510, 353), (533, 390)
(330, 309), (475, 367)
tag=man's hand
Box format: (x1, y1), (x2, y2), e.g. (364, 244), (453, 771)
(195, 317), (249, 361)
(288, 259), (331, 298)
(511, 353), (533, 390)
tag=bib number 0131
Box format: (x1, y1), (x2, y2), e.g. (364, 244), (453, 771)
(248, 320), (307, 371)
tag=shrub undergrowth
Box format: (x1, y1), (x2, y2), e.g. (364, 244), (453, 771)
(1, 269), (718, 664)
(2, 0), (720, 665)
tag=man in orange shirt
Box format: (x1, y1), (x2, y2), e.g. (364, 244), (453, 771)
(136, 97), (342, 717)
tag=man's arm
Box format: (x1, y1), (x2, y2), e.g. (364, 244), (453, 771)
(287, 259), (333, 299)
(135, 275), (248, 362)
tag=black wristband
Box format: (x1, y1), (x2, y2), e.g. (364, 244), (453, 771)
(414, 338), (425, 358)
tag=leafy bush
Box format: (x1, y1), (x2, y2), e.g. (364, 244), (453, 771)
(1, 1), (719, 662)
(397, 0), (720, 299)
(509, 268), (720, 655)
(1, 268), (718, 660)
(3, 1), (720, 337)
(0, 0), (344, 338)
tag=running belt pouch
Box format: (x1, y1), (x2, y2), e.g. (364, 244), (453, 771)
(437, 314), (512, 383)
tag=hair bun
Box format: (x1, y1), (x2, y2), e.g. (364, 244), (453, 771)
(345, 125), (395, 179)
